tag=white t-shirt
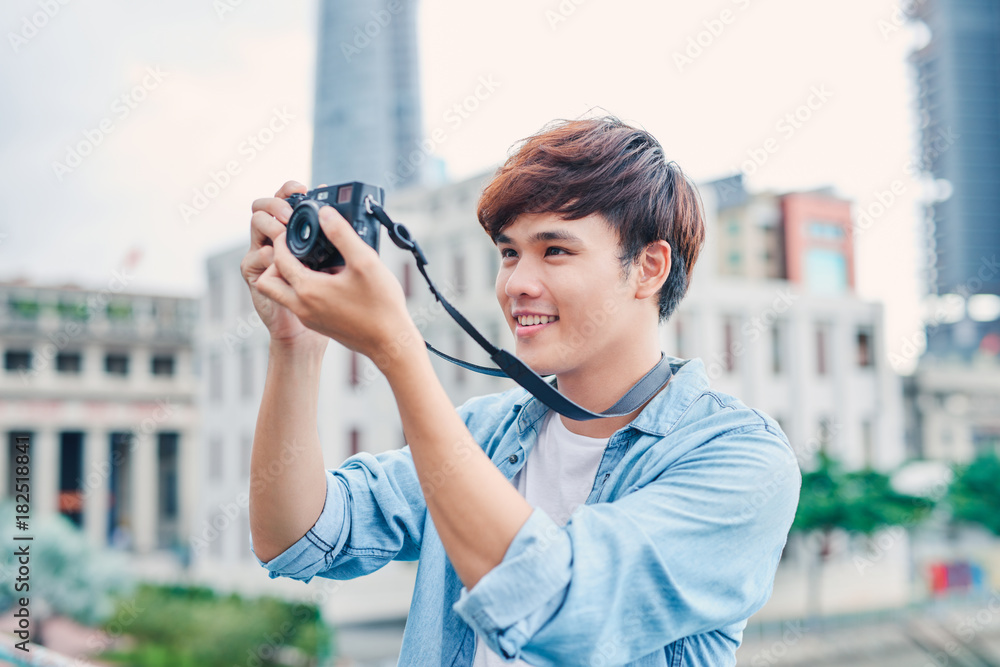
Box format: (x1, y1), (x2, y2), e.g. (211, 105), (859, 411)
(473, 410), (610, 667)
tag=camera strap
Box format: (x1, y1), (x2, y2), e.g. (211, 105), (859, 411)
(368, 202), (673, 421)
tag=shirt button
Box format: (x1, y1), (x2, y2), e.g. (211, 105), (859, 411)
(508, 454), (518, 463)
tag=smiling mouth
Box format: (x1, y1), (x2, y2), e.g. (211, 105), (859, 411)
(516, 315), (558, 327)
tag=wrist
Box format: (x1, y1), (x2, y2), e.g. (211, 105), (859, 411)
(370, 323), (425, 376)
(268, 333), (329, 360)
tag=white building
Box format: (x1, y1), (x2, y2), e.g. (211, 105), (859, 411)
(904, 356), (1000, 463)
(0, 280), (198, 558)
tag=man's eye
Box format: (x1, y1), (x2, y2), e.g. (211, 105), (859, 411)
(545, 247), (568, 256)
(500, 248), (517, 259)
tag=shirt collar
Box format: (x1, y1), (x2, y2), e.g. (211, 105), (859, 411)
(513, 356), (709, 438)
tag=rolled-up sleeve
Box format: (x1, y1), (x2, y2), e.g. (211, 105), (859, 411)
(453, 426), (801, 666)
(253, 469), (350, 583)
(253, 445), (427, 583)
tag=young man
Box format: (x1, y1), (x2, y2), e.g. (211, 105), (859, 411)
(242, 117), (801, 666)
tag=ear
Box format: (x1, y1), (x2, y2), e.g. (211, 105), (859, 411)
(634, 241), (671, 301)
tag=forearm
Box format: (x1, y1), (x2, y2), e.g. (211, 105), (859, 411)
(382, 331), (534, 590)
(249, 337), (330, 562)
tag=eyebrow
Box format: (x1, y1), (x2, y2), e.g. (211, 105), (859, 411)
(495, 230), (584, 245)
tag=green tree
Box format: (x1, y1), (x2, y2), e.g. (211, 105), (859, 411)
(948, 451), (1000, 536)
(790, 453), (935, 619)
(100, 584), (334, 666)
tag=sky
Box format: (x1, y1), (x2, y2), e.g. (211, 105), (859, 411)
(0, 0), (930, 371)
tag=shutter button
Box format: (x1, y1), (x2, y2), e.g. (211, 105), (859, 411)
(508, 454), (518, 464)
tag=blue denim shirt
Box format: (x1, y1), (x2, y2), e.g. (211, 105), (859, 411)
(254, 356), (801, 666)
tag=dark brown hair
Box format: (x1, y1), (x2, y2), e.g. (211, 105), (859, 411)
(477, 116), (705, 322)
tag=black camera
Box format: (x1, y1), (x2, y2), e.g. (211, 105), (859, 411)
(284, 182), (385, 271)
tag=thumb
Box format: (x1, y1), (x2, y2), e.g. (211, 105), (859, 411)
(318, 205), (378, 265)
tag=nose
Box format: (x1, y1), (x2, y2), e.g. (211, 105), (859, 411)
(502, 256), (543, 299)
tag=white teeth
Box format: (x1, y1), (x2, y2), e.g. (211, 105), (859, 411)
(517, 315), (557, 326)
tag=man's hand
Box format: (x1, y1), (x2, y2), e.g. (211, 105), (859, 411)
(240, 180), (328, 350)
(254, 201), (417, 363)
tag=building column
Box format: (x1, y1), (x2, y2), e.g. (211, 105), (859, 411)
(34, 429), (58, 519)
(131, 431), (158, 554)
(83, 429), (110, 547)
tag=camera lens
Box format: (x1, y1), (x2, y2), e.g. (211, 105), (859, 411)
(287, 202), (320, 256)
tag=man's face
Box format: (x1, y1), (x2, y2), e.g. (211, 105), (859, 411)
(494, 211), (639, 377)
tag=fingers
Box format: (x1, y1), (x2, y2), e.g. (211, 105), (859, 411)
(250, 210), (287, 249)
(274, 180), (308, 199)
(271, 231), (314, 290)
(240, 244), (274, 283)
(255, 260), (301, 310)
(317, 205), (378, 266)
(251, 196), (294, 225)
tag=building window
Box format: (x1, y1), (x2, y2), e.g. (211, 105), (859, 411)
(815, 325), (828, 376)
(724, 318), (738, 373)
(59, 431), (85, 527)
(240, 346), (254, 399)
(208, 435), (223, 482)
(57, 352), (82, 374)
(208, 352), (222, 403)
(157, 432), (180, 549)
(349, 429), (361, 458)
(105, 353), (129, 376)
(770, 322), (784, 375)
(807, 221), (845, 240)
(4, 350), (32, 372)
(151, 354), (175, 377)
(349, 351), (361, 387)
(856, 328), (873, 368)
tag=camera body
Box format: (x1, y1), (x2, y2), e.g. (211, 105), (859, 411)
(285, 182), (385, 271)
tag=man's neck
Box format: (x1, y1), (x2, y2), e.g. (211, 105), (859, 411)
(553, 345), (667, 439)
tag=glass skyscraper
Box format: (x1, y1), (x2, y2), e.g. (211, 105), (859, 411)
(911, 0), (1000, 358)
(312, 0), (424, 191)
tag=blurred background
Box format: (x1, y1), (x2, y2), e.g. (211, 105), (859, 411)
(0, 0), (998, 665)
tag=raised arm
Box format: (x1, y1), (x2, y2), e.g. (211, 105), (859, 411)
(240, 180), (330, 563)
